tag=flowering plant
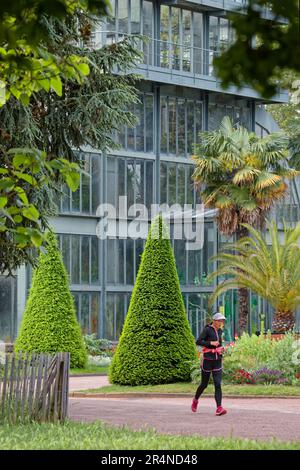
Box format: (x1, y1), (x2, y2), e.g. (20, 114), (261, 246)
(88, 354), (111, 367)
(231, 368), (255, 384)
(252, 368), (289, 385)
(83, 334), (114, 357)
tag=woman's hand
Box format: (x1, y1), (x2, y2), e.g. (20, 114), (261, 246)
(210, 341), (219, 347)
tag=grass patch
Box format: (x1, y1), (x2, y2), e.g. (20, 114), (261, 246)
(0, 421), (299, 450)
(78, 382), (300, 396)
(70, 365), (109, 375)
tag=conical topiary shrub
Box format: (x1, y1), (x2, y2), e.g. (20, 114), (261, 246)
(15, 231), (87, 368)
(109, 215), (197, 385)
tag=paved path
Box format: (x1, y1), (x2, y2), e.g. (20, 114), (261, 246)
(69, 395), (300, 442)
(69, 375), (109, 392)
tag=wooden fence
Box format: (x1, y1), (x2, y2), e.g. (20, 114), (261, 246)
(0, 352), (70, 423)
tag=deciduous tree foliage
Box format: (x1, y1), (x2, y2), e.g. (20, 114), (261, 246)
(0, 8), (141, 274)
(214, 1), (300, 99)
(266, 71), (300, 169)
(0, 0), (111, 105)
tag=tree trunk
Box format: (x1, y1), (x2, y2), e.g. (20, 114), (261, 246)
(272, 310), (295, 333)
(238, 287), (249, 333)
(236, 225), (250, 335)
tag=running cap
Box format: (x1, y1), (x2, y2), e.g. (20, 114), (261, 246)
(212, 312), (226, 321)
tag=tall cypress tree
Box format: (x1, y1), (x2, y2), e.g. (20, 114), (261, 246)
(109, 215), (197, 385)
(15, 231), (87, 368)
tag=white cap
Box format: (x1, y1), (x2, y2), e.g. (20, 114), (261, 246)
(212, 312), (226, 321)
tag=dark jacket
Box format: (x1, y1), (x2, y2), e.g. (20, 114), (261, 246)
(196, 324), (223, 360)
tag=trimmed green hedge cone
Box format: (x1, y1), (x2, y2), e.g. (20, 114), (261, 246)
(109, 215), (197, 385)
(15, 231), (87, 368)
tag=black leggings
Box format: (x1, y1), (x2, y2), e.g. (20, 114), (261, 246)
(195, 368), (222, 407)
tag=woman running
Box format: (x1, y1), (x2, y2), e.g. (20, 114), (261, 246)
(191, 312), (227, 416)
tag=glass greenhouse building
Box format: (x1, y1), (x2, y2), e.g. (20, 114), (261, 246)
(1, 0), (300, 343)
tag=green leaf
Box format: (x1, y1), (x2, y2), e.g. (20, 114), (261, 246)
(14, 172), (38, 186)
(10, 86), (22, 100)
(15, 187), (29, 205)
(20, 93), (30, 106)
(50, 76), (63, 96)
(0, 178), (14, 191)
(30, 231), (44, 247)
(13, 232), (30, 248)
(75, 62), (90, 76)
(13, 155), (31, 168)
(48, 160), (64, 170)
(0, 196), (8, 209)
(65, 172), (80, 192)
(6, 206), (20, 215)
(22, 205), (40, 222)
(39, 78), (51, 92)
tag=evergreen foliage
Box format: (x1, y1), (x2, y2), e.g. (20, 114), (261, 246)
(15, 231), (87, 368)
(109, 216), (197, 385)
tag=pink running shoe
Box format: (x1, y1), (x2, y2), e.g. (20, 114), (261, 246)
(216, 406), (227, 416)
(191, 398), (198, 413)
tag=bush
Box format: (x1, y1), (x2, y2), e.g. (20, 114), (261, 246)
(87, 355), (111, 367)
(190, 359), (201, 384)
(266, 332), (300, 384)
(230, 369), (255, 384)
(221, 331), (300, 384)
(15, 231), (87, 368)
(252, 368), (289, 385)
(83, 334), (113, 357)
(223, 332), (274, 372)
(109, 215), (197, 385)
(221, 364), (242, 384)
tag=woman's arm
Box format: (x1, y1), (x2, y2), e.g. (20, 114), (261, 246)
(196, 326), (212, 347)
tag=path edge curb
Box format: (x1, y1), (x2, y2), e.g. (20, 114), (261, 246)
(69, 392), (300, 399)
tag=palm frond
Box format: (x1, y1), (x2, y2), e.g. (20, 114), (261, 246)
(209, 222), (300, 314)
(232, 167), (261, 184)
(254, 172), (282, 190)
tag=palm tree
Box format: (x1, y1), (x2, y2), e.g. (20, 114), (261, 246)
(192, 116), (297, 332)
(208, 222), (300, 333)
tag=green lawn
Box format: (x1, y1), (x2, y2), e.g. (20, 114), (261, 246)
(78, 382), (300, 396)
(0, 421), (299, 450)
(70, 365), (109, 375)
